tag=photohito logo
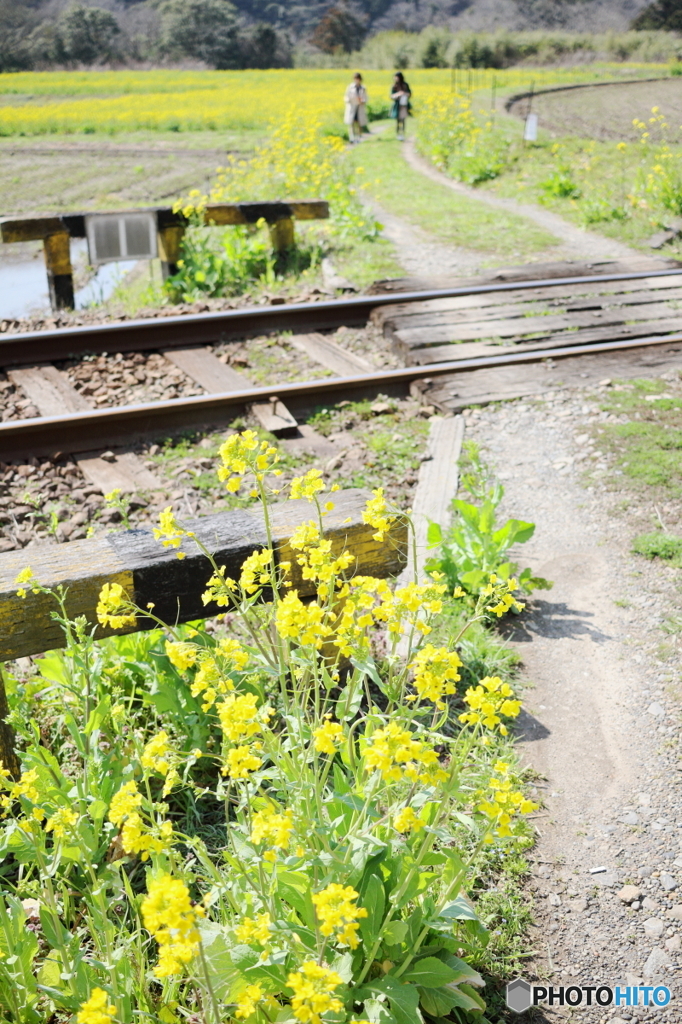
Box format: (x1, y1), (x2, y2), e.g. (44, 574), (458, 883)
(505, 979), (672, 1013)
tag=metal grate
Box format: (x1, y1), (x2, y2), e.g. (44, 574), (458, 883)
(86, 212), (157, 265)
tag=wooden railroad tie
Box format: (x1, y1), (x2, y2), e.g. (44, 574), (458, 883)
(0, 201), (329, 312)
(0, 488), (407, 664)
(0, 487), (406, 773)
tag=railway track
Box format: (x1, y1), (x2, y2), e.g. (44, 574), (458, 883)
(2, 255), (682, 469)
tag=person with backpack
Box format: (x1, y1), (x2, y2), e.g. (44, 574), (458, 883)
(390, 71), (412, 140)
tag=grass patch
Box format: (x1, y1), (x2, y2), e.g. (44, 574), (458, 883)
(595, 377), (682, 498)
(347, 129), (558, 261)
(632, 531), (682, 563)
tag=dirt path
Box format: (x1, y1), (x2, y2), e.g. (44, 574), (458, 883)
(463, 387), (682, 1022)
(403, 141), (639, 265)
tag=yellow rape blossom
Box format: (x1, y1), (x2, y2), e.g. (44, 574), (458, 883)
(141, 873), (204, 978)
(96, 582), (135, 630)
(393, 806), (425, 833)
(239, 549), (274, 594)
(76, 988), (116, 1024)
(478, 762), (538, 841)
(251, 803), (294, 849)
(153, 507), (192, 559)
(14, 566), (38, 599)
(275, 591), (329, 647)
(362, 722), (428, 783)
(45, 807), (78, 839)
(141, 731), (172, 775)
(165, 640), (198, 671)
(409, 644), (462, 708)
(361, 487), (396, 541)
(312, 883), (367, 949)
(224, 745), (263, 779)
(235, 983), (266, 1019)
(235, 912), (272, 945)
(458, 676), (521, 735)
(216, 692), (269, 742)
(290, 468), (325, 501)
(287, 961), (343, 1024)
(313, 718), (343, 755)
(108, 780), (142, 827)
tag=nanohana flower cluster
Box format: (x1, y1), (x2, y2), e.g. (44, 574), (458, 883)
(5, 427), (540, 1021)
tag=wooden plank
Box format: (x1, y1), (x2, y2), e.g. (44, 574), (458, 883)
(377, 283), (682, 333)
(393, 416), (464, 658)
(204, 202), (329, 226)
(7, 364), (160, 493)
(163, 347), (251, 391)
(392, 302), (682, 351)
(0, 487), (407, 662)
(426, 340), (682, 412)
(401, 318), (682, 365)
(372, 274), (682, 328)
(367, 256), (681, 294)
(162, 346), (299, 436)
(405, 416), (464, 580)
(289, 333), (375, 375)
(0, 216), (65, 243)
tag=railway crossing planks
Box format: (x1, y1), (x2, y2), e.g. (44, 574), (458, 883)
(373, 262), (682, 366)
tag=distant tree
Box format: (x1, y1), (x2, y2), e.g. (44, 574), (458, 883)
(241, 22), (292, 67)
(310, 4), (367, 53)
(57, 5), (121, 64)
(632, 0), (682, 29)
(162, 0), (241, 68)
(0, 0), (38, 71)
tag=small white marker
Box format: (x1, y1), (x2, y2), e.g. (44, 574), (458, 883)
(590, 866), (607, 874)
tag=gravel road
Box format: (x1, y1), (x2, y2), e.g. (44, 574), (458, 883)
(464, 376), (682, 1022)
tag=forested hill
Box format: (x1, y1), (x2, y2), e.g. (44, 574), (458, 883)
(230, 0), (650, 34)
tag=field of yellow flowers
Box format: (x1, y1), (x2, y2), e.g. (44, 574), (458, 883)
(0, 65), (668, 136)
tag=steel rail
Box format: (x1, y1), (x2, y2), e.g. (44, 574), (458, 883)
(1, 267), (681, 367)
(2, 330), (681, 461)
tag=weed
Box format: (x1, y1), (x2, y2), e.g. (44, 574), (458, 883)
(632, 531), (682, 563)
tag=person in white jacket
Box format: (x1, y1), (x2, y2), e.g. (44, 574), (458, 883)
(344, 73), (368, 144)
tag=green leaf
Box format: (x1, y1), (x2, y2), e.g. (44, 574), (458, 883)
(457, 983), (486, 1009)
(402, 957), (460, 988)
(426, 521), (442, 545)
(447, 986), (486, 1013)
(276, 870), (314, 929)
(368, 978), (422, 1024)
(39, 907), (71, 952)
(437, 897), (479, 923)
(360, 873), (385, 942)
(417, 985), (461, 1017)
(85, 695), (111, 736)
(36, 951), (62, 990)
(383, 921), (408, 947)
(336, 681), (364, 722)
(199, 922), (243, 1001)
(362, 997), (397, 1024)
(439, 955), (484, 989)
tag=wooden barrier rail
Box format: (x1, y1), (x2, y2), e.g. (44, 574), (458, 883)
(0, 488), (406, 774)
(0, 488), (406, 662)
(0, 200), (329, 312)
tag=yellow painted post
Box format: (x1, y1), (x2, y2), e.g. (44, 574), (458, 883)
(269, 217), (295, 253)
(43, 230), (74, 311)
(157, 225), (186, 280)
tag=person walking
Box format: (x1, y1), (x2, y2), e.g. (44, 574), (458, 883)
(344, 72), (368, 144)
(390, 71), (411, 140)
